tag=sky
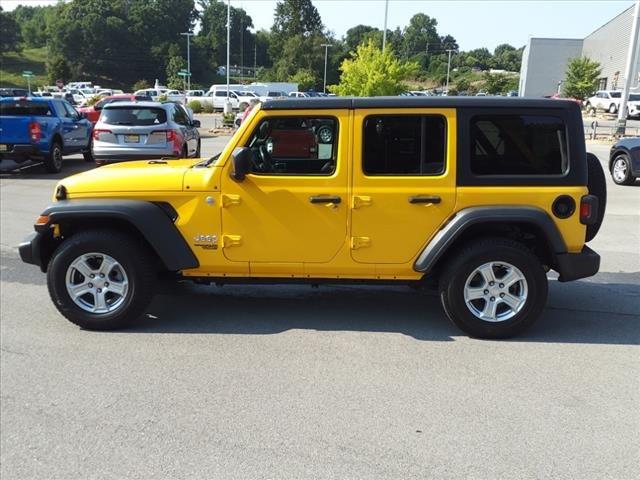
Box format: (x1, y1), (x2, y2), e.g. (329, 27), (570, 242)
(1, 0), (635, 51)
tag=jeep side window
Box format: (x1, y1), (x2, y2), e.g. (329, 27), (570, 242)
(362, 115), (446, 175)
(470, 115), (568, 175)
(245, 116), (338, 175)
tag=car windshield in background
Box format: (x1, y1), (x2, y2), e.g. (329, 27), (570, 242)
(0, 101), (53, 116)
(629, 94), (640, 101)
(610, 92), (621, 98)
(101, 107), (167, 126)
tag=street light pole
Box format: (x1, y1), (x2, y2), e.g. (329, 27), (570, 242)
(617, 0), (640, 135)
(180, 31), (193, 91)
(321, 43), (332, 93)
(382, 0), (389, 51)
(445, 49), (454, 94)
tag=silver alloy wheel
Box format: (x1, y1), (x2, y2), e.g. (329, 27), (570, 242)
(463, 261), (528, 322)
(613, 157), (628, 183)
(318, 126), (333, 143)
(65, 252), (129, 314)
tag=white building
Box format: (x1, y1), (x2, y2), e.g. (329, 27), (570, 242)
(519, 4), (640, 97)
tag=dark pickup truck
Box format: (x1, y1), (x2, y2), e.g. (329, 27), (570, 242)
(0, 96), (93, 173)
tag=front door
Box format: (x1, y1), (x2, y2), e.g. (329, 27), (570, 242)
(350, 109), (457, 264)
(220, 110), (349, 267)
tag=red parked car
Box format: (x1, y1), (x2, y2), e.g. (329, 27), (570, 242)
(77, 94), (147, 124)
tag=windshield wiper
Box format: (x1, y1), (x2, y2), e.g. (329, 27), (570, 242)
(195, 152), (221, 167)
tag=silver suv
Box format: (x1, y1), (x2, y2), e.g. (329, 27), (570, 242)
(92, 101), (201, 164)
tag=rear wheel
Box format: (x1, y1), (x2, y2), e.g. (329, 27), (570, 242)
(47, 229), (157, 330)
(586, 152), (607, 241)
(611, 153), (636, 185)
(439, 237), (548, 339)
(182, 145), (188, 158)
(609, 103), (618, 114)
(195, 139), (201, 158)
(82, 138), (94, 162)
(44, 141), (63, 173)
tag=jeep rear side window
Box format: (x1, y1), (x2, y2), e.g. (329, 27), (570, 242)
(471, 115), (568, 175)
(245, 116), (338, 175)
(363, 115), (446, 175)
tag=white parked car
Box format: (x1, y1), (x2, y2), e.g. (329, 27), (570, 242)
(202, 88), (259, 111)
(134, 88), (186, 104)
(288, 91), (309, 98)
(585, 90), (622, 114)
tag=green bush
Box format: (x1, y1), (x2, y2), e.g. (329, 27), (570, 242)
(202, 102), (214, 114)
(188, 100), (203, 113)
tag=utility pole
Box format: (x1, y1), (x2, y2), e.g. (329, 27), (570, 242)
(240, 17), (243, 81)
(254, 41), (257, 78)
(617, 0), (640, 135)
(445, 49), (454, 94)
(382, 0), (389, 51)
(180, 31), (193, 91)
(321, 43), (332, 93)
(225, 0), (231, 113)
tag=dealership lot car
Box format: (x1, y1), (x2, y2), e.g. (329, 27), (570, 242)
(20, 97), (606, 339)
(92, 101), (201, 163)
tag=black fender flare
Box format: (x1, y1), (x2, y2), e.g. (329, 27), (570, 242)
(413, 206), (567, 274)
(37, 199), (199, 271)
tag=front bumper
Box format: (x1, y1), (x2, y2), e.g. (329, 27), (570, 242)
(19, 231), (43, 268)
(555, 245), (600, 282)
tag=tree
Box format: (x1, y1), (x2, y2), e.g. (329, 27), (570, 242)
(455, 76), (470, 92)
(563, 57), (601, 100)
(47, 56), (71, 84)
(0, 7), (21, 52)
(344, 25), (381, 52)
(482, 72), (516, 94)
(330, 39), (418, 97)
(289, 68), (317, 91)
(403, 13), (440, 58)
(12, 5), (53, 48)
(466, 47), (492, 70)
(166, 55), (187, 90)
(272, 0), (323, 39)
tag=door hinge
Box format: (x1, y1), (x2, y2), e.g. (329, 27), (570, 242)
(222, 235), (242, 248)
(352, 195), (372, 209)
(350, 236), (371, 249)
(221, 194), (241, 207)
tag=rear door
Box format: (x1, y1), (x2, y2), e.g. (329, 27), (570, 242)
(350, 108), (457, 264)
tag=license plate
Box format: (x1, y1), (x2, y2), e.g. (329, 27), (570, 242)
(0, 144), (7, 152)
(124, 135), (140, 143)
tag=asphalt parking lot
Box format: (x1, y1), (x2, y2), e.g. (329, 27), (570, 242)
(1, 139), (638, 479)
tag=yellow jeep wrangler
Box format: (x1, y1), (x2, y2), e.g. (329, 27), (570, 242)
(20, 97), (606, 338)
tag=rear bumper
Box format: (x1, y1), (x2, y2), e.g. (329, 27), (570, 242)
(0, 144), (43, 162)
(555, 245), (600, 282)
(94, 153), (180, 163)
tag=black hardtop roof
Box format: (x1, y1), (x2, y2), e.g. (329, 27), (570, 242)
(261, 96), (579, 111)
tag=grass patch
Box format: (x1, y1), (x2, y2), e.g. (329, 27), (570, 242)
(0, 47), (48, 89)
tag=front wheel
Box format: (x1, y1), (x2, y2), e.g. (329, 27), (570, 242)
(83, 139), (94, 162)
(609, 103), (618, 114)
(47, 229), (157, 330)
(195, 139), (201, 158)
(439, 237), (548, 339)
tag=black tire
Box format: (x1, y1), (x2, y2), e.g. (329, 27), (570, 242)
(609, 103), (617, 114)
(182, 145), (188, 158)
(82, 138), (94, 162)
(44, 141), (63, 173)
(195, 139), (201, 158)
(586, 152), (607, 242)
(438, 237), (548, 339)
(610, 152), (636, 186)
(46, 229), (157, 330)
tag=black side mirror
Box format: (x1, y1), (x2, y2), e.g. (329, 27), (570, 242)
(231, 147), (251, 182)
(192, 119), (201, 128)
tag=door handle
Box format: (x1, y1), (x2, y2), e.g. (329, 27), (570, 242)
(309, 195), (341, 204)
(408, 195), (441, 204)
